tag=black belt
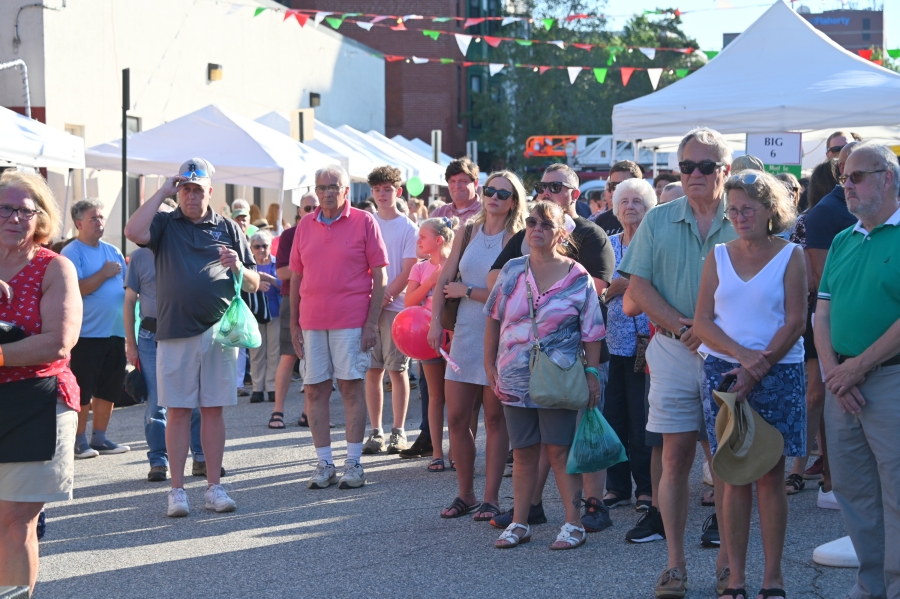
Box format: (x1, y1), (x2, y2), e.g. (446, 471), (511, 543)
(837, 353), (900, 368)
(655, 325), (681, 340)
(140, 317), (157, 333)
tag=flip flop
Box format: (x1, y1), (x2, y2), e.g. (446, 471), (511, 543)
(473, 502), (501, 522)
(267, 412), (285, 429)
(298, 413), (337, 428)
(440, 497), (479, 519)
(428, 458), (447, 472)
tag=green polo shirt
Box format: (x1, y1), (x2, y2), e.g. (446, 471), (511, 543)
(618, 195), (736, 321)
(818, 205), (900, 357)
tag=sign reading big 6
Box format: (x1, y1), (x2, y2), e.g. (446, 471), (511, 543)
(745, 132), (802, 166)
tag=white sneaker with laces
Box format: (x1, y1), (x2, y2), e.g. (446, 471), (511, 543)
(307, 460), (338, 489)
(205, 484), (237, 512)
(386, 428), (408, 454)
(167, 488), (190, 517)
(817, 487), (839, 510)
(338, 460), (366, 489)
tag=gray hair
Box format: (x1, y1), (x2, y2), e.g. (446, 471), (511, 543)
(677, 127), (733, 165)
(852, 142), (900, 196)
(71, 198), (104, 222)
(724, 170), (796, 235)
(612, 178), (658, 218)
(315, 165), (350, 188)
(232, 198), (250, 211)
(250, 229), (273, 247)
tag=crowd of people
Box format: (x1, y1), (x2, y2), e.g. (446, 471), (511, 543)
(0, 126), (898, 599)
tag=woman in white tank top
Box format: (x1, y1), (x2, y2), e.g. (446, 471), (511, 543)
(694, 171), (807, 599)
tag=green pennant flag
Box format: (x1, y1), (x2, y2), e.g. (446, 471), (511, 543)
(432, 17), (452, 22)
(703, 50), (718, 60)
(325, 16), (344, 29)
(606, 48), (620, 66)
(675, 68), (689, 78)
(345, 13), (361, 17)
(371, 53), (384, 59)
(889, 49), (900, 59)
(253, 7), (266, 16)
(515, 39), (533, 46)
(423, 30), (441, 40)
(541, 18), (554, 30)
(440, 58), (454, 64)
(593, 68), (608, 83)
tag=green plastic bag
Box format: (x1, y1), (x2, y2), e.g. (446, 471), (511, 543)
(566, 407), (627, 474)
(213, 267), (262, 349)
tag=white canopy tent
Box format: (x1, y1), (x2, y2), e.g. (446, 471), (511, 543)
(0, 105), (85, 170)
(391, 135), (454, 167)
(612, 1), (900, 152)
(336, 125), (445, 186)
(366, 131), (446, 186)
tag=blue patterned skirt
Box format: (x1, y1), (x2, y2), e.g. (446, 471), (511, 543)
(702, 356), (806, 457)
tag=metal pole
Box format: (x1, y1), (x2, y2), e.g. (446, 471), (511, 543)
(652, 148), (658, 178)
(0, 59), (31, 118)
(634, 139), (640, 163)
(122, 68), (129, 255)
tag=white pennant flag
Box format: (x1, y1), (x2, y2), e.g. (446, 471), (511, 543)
(403, 14), (423, 21)
(455, 34), (472, 56)
(411, 56), (429, 64)
(647, 68), (663, 90)
(639, 48), (656, 60)
(225, 3), (242, 16)
(549, 40), (565, 49)
(567, 66), (582, 84)
(501, 16), (520, 26)
(489, 63), (505, 76)
(314, 11), (332, 25)
(356, 21), (374, 30)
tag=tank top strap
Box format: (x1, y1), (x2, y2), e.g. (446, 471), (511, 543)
(713, 243), (732, 283)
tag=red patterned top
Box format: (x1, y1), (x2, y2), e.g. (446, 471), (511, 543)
(0, 247), (80, 410)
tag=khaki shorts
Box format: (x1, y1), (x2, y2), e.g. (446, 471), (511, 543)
(302, 328), (370, 385)
(0, 403), (76, 503)
(645, 334), (706, 435)
(370, 309), (409, 372)
(157, 326), (239, 409)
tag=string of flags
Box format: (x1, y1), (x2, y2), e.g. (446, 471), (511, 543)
(857, 48), (900, 66)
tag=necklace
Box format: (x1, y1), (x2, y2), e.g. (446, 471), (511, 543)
(481, 227), (503, 249)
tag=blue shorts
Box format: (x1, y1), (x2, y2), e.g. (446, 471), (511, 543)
(702, 356), (806, 457)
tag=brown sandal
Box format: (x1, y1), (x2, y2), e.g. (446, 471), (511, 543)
(785, 473), (805, 495)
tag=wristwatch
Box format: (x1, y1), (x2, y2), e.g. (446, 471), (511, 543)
(465, 286), (474, 298)
(678, 325), (690, 337)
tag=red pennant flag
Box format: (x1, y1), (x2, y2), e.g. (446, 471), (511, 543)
(463, 17), (485, 28)
(572, 43), (593, 51)
(620, 67), (635, 86)
(675, 9), (681, 16)
(293, 13), (308, 26)
(565, 13), (589, 21)
(283, 9), (297, 21)
(391, 22), (407, 31)
(873, 59), (883, 66)
(857, 49), (873, 60)
(483, 36), (502, 47)
(539, 66), (553, 75)
(385, 55), (405, 62)
(462, 61), (475, 67)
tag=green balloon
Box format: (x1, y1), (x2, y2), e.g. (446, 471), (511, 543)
(406, 176), (425, 197)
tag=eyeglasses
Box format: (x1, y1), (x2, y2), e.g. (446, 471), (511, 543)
(181, 169), (209, 179)
(83, 216), (105, 224)
(606, 181), (621, 193)
(827, 145), (845, 155)
(315, 184), (344, 194)
(679, 160), (726, 175)
(533, 181), (575, 195)
(525, 217), (558, 231)
(729, 172), (760, 185)
(725, 205), (760, 220)
(839, 169), (887, 185)
(0, 205), (42, 220)
(301, 205), (315, 213)
(482, 187), (513, 201)
(251, 244), (269, 250)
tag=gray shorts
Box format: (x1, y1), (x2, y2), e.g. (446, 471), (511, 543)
(504, 405), (578, 448)
(642, 368), (705, 447)
(279, 308), (295, 357)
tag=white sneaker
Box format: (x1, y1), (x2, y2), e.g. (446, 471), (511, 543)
(338, 460), (366, 489)
(205, 484), (237, 513)
(307, 460), (338, 489)
(386, 428), (408, 454)
(702, 461), (714, 487)
(817, 488), (839, 510)
(362, 430), (385, 454)
(167, 488), (190, 517)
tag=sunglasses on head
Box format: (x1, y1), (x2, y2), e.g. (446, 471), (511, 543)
(533, 181), (575, 195)
(251, 244), (269, 250)
(483, 186), (514, 201)
(827, 144), (845, 155)
(729, 172), (760, 185)
(839, 169), (887, 185)
(180, 169), (209, 179)
(679, 160), (726, 176)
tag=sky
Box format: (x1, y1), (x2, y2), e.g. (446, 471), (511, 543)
(599, 0), (897, 52)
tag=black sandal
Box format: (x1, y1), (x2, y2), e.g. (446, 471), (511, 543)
(440, 497), (478, 519)
(268, 412), (285, 429)
(758, 589), (786, 598)
(721, 588), (747, 599)
(298, 413), (309, 427)
(427, 458), (447, 473)
(472, 502), (501, 522)
(785, 474), (805, 495)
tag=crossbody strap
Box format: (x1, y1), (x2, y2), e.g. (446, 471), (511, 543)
(524, 257), (541, 346)
(452, 223), (475, 283)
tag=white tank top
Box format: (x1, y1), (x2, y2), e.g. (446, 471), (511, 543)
(699, 242), (805, 364)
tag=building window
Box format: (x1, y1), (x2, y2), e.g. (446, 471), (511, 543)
(862, 18), (870, 29)
(470, 75), (481, 93)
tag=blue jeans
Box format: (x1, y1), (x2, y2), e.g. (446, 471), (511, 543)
(139, 328), (203, 467)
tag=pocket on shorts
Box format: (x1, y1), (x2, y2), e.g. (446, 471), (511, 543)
(356, 349), (372, 374)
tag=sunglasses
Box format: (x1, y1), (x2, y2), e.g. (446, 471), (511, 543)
(729, 172), (759, 185)
(251, 244), (269, 250)
(827, 145), (845, 155)
(533, 181), (576, 195)
(525, 217), (558, 231)
(839, 169), (886, 185)
(301, 205), (315, 212)
(679, 160), (726, 176)
(483, 187), (514, 201)
(180, 169), (209, 179)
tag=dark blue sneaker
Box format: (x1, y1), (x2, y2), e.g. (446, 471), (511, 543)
(581, 496), (613, 532)
(89, 439), (130, 455)
(36, 509), (46, 540)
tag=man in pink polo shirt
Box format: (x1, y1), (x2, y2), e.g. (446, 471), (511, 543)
(431, 157), (482, 226)
(290, 165), (388, 490)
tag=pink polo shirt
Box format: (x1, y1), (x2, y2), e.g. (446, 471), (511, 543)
(431, 198), (482, 226)
(289, 200), (389, 330)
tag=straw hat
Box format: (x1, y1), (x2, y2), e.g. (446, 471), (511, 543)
(711, 390), (784, 485)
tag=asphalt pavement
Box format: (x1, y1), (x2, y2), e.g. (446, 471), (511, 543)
(35, 377), (856, 599)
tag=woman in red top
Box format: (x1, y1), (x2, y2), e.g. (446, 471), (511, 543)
(0, 171), (82, 596)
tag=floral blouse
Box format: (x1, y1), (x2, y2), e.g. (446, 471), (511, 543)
(485, 256), (606, 408)
(607, 233), (650, 357)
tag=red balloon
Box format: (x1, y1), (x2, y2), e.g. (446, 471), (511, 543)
(391, 306), (440, 361)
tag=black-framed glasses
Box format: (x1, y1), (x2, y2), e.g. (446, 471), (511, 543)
(729, 172), (760, 185)
(725, 205), (760, 220)
(251, 244), (269, 250)
(525, 217), (558, 231)
(533, 181), (575, 195)
(315, 184), (344, 194)
(301, 205), (315, 212)
(839, 169), (887, 185)
(0, 205), (42, 220)
(827, 145), (845, 155)
(483, 187), (514, 201)
(181, 169), (209, 179)
(679, 160), (726, 175)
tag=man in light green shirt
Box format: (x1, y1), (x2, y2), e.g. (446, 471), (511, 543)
(618, 127), (736, 598)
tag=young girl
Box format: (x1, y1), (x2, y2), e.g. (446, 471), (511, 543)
(405, 216), (456, 472)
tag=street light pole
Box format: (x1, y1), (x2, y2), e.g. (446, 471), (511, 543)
(121, 68), (129, 255)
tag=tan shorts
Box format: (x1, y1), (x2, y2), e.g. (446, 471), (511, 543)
(645, 334), (706, 434)
(302, 328), (370, 385)
(370, 309), (409, 372)
(0, 403), (76, 503)
(157, 326), (239, 409)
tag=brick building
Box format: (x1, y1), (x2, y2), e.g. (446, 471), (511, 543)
(799, 8), (883, 53)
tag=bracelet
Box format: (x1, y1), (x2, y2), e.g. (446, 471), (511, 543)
(584, 366), (602, 383)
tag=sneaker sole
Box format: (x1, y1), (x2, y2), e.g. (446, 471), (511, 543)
(338, 478), (366, 489)
(308, 477), (338, 490)
(148, 475), (167, 482)
(627, 533), (664, 543)
(91, 446), (131, 455)
(583, 521), (613, 533)
(74, 451), (99, 459)
(655, 587), (687, 599)
(386, 445), (407, 454)
(603, 499), (632, 508)
(167, 507), (189, 518)
(701, 538), (720, 547)
(361, 447), (383, 455)
(398, 451), (432, 459)
(206, 503), (237, 513)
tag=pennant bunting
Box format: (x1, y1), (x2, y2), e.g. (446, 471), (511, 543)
(675, 68), (689, 78)
(873, 59), (883, 66)
(539, 66), (554, 75)
(462, 61), (475, 67)
(639, 48), (656, 60)
(384, 55), (405, 62)
(403, 14), (423, 21)
(440, 58), (454, 64)
(325, 16), (344, 29)
(294, 13), (309, 26)
(483, 36), (503, 48)
(225, 4), (243, 16)
(356, 21), (373, 30)
(565, 14), (589, 21)
(489, 63), (505, 76)
(390, 22), (407, 31)
(464, 17), (486, 28)
(549, 40), (565, 49)
(573, 43), (593, 51)
(432, 17), (453, 22)
(313, 12), (331, 25)
(541, 18), (555, 30)
(515, 40), (533, 46)
(888, 49), (900, 59)
(501, 17), (521, 26)
(857, 49), (873, 60)
(620, 67), (635, 86)
(422, 30), (440, 40)
(411, 56), (429, 64)
(593, 68), (608, 83)
(567, 66), (583, 84)
(647, 68), (663, 90)
(455, 34), (472, 56)
(253, 7), (266, 17)
(370, 16), (390, 23)
(703, 50), (718, 60)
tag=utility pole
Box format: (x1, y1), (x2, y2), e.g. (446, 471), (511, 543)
(121, 68), (129, 255)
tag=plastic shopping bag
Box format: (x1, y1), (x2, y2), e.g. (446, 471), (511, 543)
(566, 407), (627, 474)
(213, 267), (262, 349)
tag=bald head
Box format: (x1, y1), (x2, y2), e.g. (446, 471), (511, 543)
(838, 141), (862, 175)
